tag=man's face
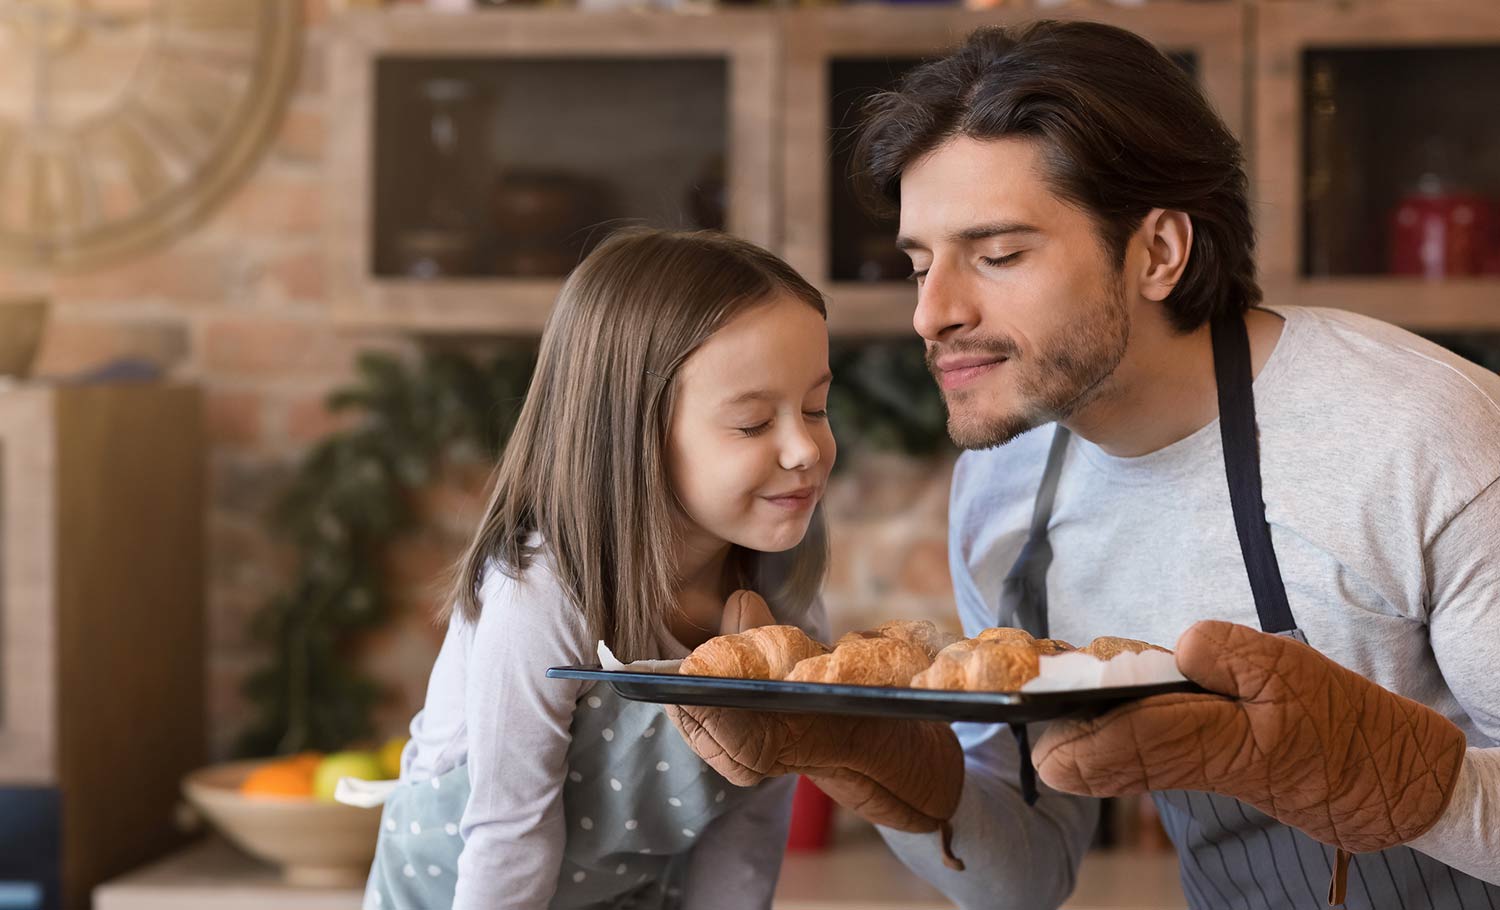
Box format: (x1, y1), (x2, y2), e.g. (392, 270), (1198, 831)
(898, 135), (1133, 450)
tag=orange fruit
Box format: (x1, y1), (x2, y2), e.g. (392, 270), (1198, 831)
(240, 753), (321, 799)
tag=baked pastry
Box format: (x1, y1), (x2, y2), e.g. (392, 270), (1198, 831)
(975, 627), (1036, 647)
(680, 625), (829, 680)
(973, 627), (1075, 656)
(911, 640), (1041, 692)
(787, 637), (933, 688)
(836, 619), (961, 661)
(1082, 636), (1171, 661)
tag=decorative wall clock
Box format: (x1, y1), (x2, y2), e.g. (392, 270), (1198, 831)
(0, 1), (300, 268)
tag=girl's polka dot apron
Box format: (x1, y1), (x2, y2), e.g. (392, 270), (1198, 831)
(365, 681), (756, 909)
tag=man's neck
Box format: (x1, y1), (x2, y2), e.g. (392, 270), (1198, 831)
(1064, 307), (1284, 458)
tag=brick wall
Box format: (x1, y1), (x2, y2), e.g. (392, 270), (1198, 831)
(7, 1), (956, 756)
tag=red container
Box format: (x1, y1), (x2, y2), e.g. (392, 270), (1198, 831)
(1389, 190), (1495, 279)
(785, 776), (834, 852)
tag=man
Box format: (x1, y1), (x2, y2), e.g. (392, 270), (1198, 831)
(673, 20), (1500, 909)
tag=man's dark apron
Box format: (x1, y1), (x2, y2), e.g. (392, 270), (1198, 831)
(999, 313), (1499, 909)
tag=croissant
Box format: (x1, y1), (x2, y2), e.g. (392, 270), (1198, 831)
(911, 641), (1041, 692)
(1082, 636), (1171, 661)
(835, 619), (961, 661)
(787, 637), (933, 688)
(680, 625), (829, 681)
(972, 627), (1075, 656)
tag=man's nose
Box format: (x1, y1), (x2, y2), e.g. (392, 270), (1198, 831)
(912, 262), (975, 342)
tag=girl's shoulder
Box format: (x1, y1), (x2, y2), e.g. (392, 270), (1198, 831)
(462, 541), (595, 664)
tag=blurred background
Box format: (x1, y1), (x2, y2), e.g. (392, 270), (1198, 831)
(2, 0), (1498, 907)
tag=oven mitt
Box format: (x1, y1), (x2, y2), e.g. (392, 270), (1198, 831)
(1033, 620), (1466, 902)
(666, 592), (967, 869)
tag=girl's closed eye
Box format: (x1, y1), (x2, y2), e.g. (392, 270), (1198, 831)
(738, 407), (828, 437)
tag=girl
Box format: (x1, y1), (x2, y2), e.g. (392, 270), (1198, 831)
(364, 228), (836, 910)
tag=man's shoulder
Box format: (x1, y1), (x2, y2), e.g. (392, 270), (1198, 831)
(1274, 306), (1500, 478)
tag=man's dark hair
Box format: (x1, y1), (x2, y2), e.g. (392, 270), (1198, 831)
(854, 20), (1260, 332)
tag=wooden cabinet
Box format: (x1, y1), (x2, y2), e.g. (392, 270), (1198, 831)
(1255, 0), (1500, 330)
(323, 1), (1500, 336)
(0, 384), (204, 910)
(327, 9), (780, 334)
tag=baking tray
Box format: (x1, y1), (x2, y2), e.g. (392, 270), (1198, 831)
(545, 666), (1205, 725)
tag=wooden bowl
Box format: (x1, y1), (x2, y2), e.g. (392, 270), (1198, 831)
(0, 297), (48, 379)
(182, 760), (382, 887)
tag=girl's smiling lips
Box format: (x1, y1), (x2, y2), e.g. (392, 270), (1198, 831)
(935, 354), (1008, 390)
(763, 486), (819, 510)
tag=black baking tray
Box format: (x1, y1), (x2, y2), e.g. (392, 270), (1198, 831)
(545, 666), (1206, 725)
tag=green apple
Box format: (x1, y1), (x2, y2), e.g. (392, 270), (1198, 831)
(312, 750), (384, 803)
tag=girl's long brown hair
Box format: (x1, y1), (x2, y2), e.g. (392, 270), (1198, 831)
(445, 228), (829, 661)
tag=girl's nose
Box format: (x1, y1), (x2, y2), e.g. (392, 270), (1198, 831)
(778, 421), (821, 473)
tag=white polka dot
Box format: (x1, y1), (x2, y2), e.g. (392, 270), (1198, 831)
(638, 873), (649, 883)
(715, 790), (725, 803)
(587, 696), (602, 709)
(444, 823), (459, 836)
(580, 817), (593, 830)
(642, 726), (656, 738)
(372, 893), (383, 908)
(625, 819), (639, 830)
(431, 778), (441, 790)
(602, 728), (614, 742)
(616, 863), (627, 875)
(402, 864), (416, 879)
(426, 865), (441, 877)
(668, 797), (682, 808)
(568, 771), (583, 782)
(385, 819), (396, 832)
(610, 778), (622, 791)
(409, 822), (422, 835)
(682, 828), (696, 838)
(656, 761), (670, 772)
(640, 847), (651, 854)
(668, 887), (683, 897)
(573, 871), (586, 883)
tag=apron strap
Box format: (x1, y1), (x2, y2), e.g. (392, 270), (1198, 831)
(997, 426), (1071, 639)
(1210, 313), (1297, 635)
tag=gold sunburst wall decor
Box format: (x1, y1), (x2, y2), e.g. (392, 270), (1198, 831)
(0, 0), (302, 269)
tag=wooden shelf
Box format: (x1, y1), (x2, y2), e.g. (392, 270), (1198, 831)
(95, 835), (1187, 910)
(1262, 278), (1500, 332)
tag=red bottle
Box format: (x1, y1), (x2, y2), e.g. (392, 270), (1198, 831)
(785, 776), (834, 852)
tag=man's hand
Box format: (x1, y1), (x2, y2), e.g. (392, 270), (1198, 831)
(1033, 619), (1467, 854)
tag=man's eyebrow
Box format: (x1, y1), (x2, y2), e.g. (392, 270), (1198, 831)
(896, 221), (1042, 251)
(722, 373), (832, 407)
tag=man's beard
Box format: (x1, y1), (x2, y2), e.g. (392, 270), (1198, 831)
(927, 279), (1131, 450)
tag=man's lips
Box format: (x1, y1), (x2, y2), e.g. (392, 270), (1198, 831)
(935, 355), (1008, 391)
(763, 486), (818, 510)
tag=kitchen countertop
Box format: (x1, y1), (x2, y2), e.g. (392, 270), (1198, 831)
(95, 835), (1187, 910)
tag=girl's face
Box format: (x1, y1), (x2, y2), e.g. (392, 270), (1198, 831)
(666, 294), (836, 560)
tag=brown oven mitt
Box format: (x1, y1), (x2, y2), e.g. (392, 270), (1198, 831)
(1033, 620), (1466, 903)
(666, 593), (967, 869)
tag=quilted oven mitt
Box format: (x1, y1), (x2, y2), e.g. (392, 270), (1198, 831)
(666, 592), (967, 869)
(1033, 620), (1466, 901)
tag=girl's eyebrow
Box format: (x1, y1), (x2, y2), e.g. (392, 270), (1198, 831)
(721, 372), (833, 407)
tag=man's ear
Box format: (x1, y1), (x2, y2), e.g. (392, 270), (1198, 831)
(1136, 208), (1193, 303)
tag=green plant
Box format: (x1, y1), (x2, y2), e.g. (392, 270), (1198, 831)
(236, 345), (536, 757)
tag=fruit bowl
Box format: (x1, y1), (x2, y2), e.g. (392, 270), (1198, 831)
(182, 759), (383, 887)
